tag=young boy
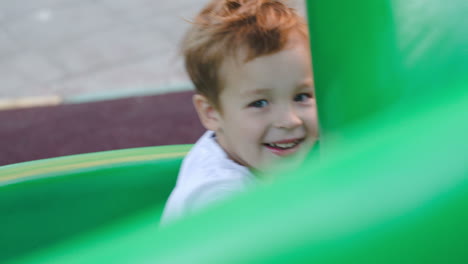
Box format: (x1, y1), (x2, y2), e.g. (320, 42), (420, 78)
(161, 0), (318, 224)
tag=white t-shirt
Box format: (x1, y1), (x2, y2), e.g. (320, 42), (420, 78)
(160, 131), (257, 224)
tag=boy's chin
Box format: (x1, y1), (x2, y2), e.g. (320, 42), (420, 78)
(256, 155), (307, 177)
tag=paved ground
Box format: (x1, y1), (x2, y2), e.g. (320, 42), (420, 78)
(0, 0), (207, 103)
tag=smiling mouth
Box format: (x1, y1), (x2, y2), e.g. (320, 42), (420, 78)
(263, 138), (304, 151)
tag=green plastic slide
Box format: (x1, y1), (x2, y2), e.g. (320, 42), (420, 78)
(1, 0), (467, 263)
(0, 145), (191, 263)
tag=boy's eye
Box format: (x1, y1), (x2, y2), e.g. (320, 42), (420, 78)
(248, 99), (269, 108)
(294, 93), (312, 102)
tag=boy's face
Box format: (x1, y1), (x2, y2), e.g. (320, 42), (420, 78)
(196, 37), (318, 172)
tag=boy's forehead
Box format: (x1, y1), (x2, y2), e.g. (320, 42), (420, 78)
(217, 33), (311, 97)
(223, 30), (307, 59)
(225, 35), (309, 66)
(222, 35), (309, 70)
(220, 53), (312, 96)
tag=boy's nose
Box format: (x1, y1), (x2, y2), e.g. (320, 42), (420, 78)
(274, 107), (302, 129)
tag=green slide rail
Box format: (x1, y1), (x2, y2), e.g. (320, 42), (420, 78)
(0, 145), (191, 263)
(1, 0), (467, 263)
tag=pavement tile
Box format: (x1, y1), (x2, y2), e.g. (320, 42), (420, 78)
(0, 0), (76, 21)
(101, 0), (206, 24)
(0, 29), (19, 59)
(0, 51), (65, 98)
(47, 23), (172, 77)
(56, 52), (189, 97)
(4, 0), (121, 49)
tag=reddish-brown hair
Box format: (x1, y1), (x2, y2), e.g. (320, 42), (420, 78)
(183, 0), (308, 110)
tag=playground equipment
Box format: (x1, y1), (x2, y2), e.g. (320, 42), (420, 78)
(0, 145), (190, 263)
(1, 0), (467, 263)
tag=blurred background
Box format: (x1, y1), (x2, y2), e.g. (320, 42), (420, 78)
(0, 0), (305, 165)
(0, 0), (202, 102)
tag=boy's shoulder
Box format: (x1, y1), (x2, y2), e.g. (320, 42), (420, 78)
(160, 131), (256, 224)
(178, 130), (253, 185)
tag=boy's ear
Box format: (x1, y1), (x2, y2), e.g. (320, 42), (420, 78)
(193, 94), (222, 132)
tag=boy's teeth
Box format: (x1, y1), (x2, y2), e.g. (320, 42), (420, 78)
(266, 140), (300, 149)
(274, 143), (295, 148)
